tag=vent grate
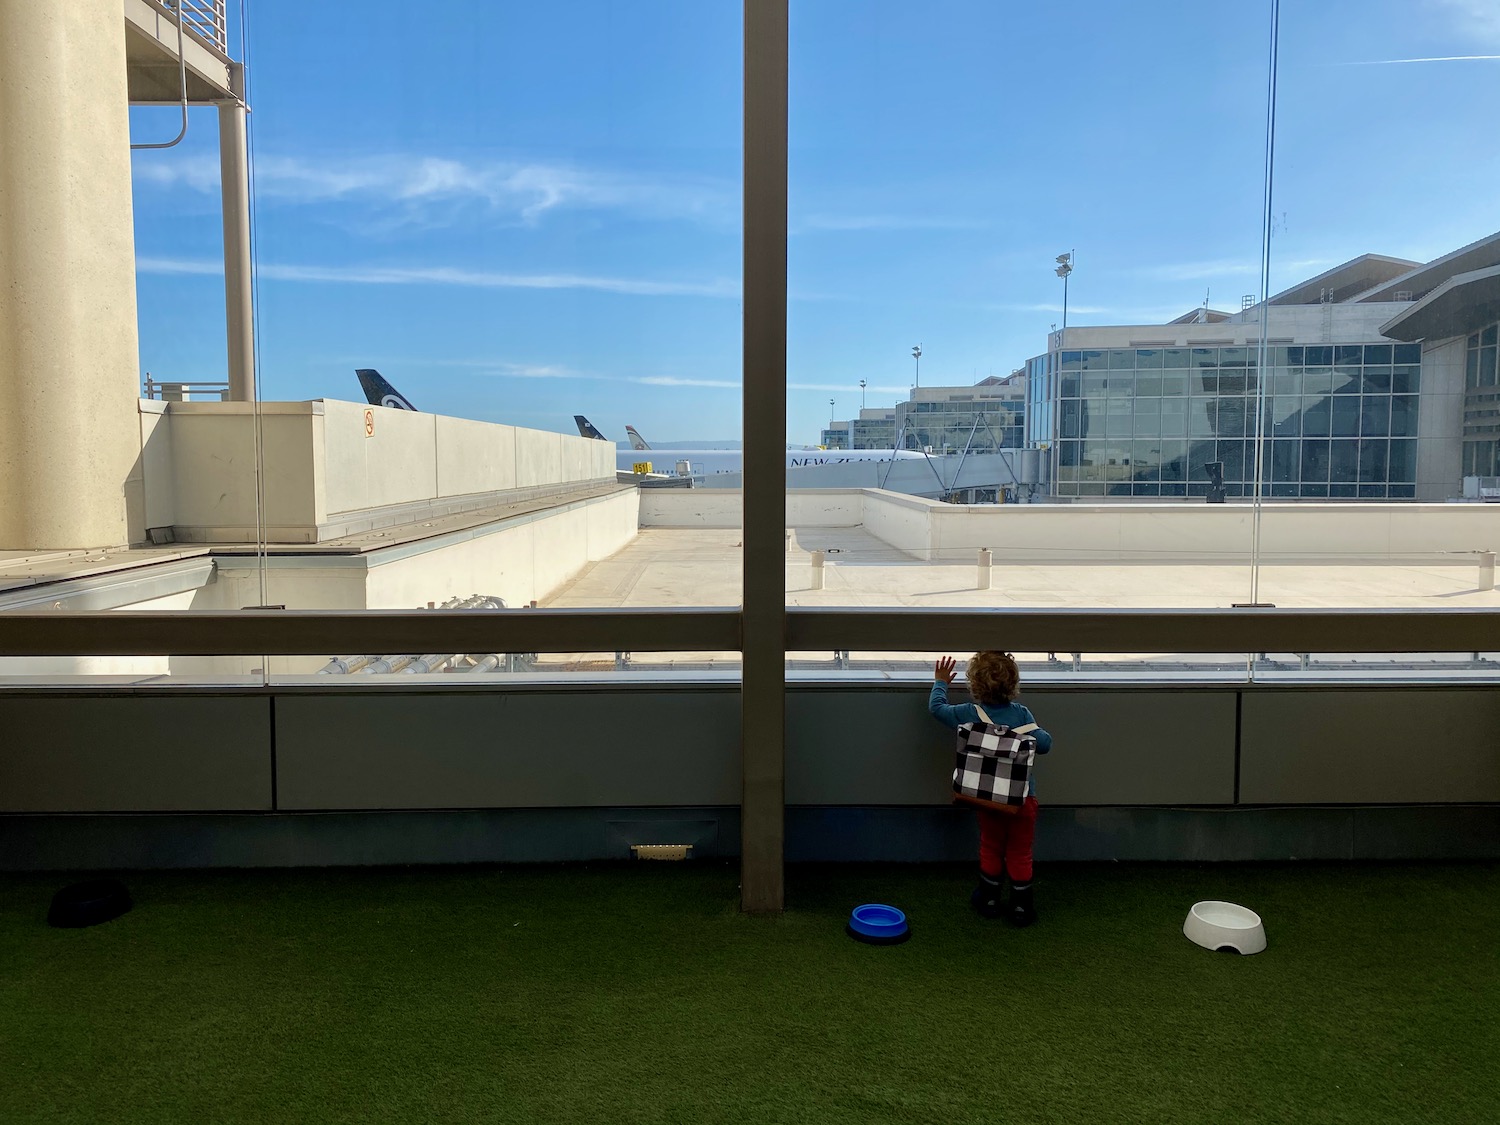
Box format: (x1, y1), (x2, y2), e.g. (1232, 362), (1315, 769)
(631, 844), (694, 861)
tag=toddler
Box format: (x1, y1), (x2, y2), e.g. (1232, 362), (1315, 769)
(930, 651), (1052, 926)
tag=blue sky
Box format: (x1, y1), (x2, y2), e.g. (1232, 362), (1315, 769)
(130, 0), (1500, 446)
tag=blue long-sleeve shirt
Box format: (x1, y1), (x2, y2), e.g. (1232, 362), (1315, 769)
(929, 682), (1052, 797)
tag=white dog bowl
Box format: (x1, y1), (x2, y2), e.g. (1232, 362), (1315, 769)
(1183, 900), (1266, 955)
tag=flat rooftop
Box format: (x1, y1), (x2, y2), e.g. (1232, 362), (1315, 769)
(535, 527), (1500, 671)
(544, 527), (1500, 610)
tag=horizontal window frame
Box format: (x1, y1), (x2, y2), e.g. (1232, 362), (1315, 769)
(0, 607), (1497, 657)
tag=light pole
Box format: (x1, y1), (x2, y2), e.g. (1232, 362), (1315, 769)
(1051, 252), (1074, 502)
(859, 378), (866, 409)
(828, 398), (835, 426)
(1054, 251), (1073, 348)
(912, 344), (922, 388)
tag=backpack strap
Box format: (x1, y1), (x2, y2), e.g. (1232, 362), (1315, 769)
(972, 706), (1039, 737)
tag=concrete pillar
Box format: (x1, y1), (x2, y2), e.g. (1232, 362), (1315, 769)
(810, 549), (825, 590)
(1480, 551), (1495, 593)
(977, 547), (992, 590)
(218, 63), (255, 402)
(740, 0), (788, 914)
(0, 1), (143, 549)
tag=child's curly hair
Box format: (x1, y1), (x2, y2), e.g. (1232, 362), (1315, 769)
(966, 650), (1020, 706)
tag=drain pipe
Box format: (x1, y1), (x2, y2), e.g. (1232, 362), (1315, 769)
(318, 654), (376, 675)
(131, 1), (189, 150)
(358, 654), (418, 675)
(402, 653), (462, 674)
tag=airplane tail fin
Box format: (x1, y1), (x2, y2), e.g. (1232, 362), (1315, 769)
(356, 368), (418, 411)
(573, 415), (610, 441)
(625, 425), (652, 451)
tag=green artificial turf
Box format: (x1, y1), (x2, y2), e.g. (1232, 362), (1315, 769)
(1, 860), (1496, 1124)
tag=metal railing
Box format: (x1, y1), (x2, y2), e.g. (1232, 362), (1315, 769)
(149, 0), (230, 58)
(142, 376), (229, 401)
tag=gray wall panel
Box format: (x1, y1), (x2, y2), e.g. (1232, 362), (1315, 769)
(1023, 690), (1237, 805)
(274, 691), (742, 810)
(0, 696), (271, 812)
(786, 688), (951, 804)
(786, 688), (1237, 806)
(1240, 689), (1500, 803)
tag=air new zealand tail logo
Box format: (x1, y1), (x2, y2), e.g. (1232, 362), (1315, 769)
(355, 368), (417, 411)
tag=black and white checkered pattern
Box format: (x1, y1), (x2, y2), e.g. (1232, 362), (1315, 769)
(952, 709), (1038, 813)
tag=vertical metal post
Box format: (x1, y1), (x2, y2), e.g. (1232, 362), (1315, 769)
(741, 0), (788, 913)
(219, 63), (255, 402)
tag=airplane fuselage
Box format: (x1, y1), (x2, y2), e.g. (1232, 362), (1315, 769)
(619, 448), (925, 476)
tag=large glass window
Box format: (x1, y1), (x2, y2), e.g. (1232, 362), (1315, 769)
(5, 1), (744, 685)
(7, 0), (1499, 692)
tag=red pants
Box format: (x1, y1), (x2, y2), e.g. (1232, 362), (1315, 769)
(978, 796), (1038, 882)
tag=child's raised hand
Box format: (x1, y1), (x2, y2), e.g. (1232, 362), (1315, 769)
(934, 656), (957, 685)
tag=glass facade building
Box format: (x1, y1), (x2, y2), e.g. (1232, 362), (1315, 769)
(893, 390), (1025, 454)
(819, 426), (850, 449)
(851, 414), (896, 449)
(1030, 343), (1423, 499)
(1463, 323), (1500, 477)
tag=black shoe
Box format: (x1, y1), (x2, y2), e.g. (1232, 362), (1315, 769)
(970, 879), (1003, 919)
(1006, 883), (1037, 927)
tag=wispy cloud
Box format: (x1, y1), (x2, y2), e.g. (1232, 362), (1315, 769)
(1430, 0), (1500, 44)
(471, 372), (910, 394)
(484, 363), (578, 380)
(1133, 257), (1333, 284)
(789, 382), (909, 394)
(136, 255), (738, 298)
(131, 152), (736, 227)
(460, 362), (740, 390)
(1340, 54), (1500, 64)
(795, 213), (986, 233)
(992, 303), (1118, 315)
(636, 376), (740, 388)
(1135, 259), (1259, 282)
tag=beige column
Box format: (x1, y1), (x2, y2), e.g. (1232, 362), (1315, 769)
(219, 62), (255, 402)
(0, 1), (143, 549)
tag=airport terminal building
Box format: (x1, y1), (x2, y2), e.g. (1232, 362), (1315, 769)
(825, 377), (1026, 454)
(1023, 232), (1500, 501)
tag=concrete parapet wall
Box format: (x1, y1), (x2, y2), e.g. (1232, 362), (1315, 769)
(640, 489), (866, 529)
(145, 400), (615, 543)
(164, 403), (322, 539)
(644, 487), (1500, 563)
(435, 415), (518, 495)
(364, 487), (639, 611)
(921, 499), (1500, 564)
(860, 491), (937, 557)
(640, 490), (744, 528)
(322, 400), (436, 516)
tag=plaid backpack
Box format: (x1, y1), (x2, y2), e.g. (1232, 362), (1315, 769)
(952, 705), (1039, 813)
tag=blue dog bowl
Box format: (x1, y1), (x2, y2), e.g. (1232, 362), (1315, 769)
(846, 903), (910, 945)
